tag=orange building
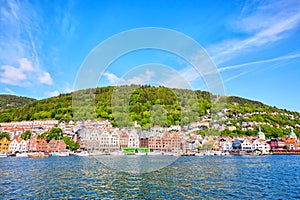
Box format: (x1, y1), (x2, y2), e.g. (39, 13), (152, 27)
(0, 137), (10, 153)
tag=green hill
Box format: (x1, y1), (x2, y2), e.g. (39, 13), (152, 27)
(0, 95), (36, 111)
(0, 85), (299, 131)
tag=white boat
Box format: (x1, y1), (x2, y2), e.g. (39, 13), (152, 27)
(110, 151), (125, 156)
(0, 151), (7, 157)
(135, 152), (147, 155)
(213, 151), (222, 156)
(89, 151), (107, 156)
(195, 152), (204, 156)
(16, 152), (28, 157)
(56, 151), (69, 157)
(204, 151), (214, 156)
(148, 151), (162, 156)
(75, 151), (90, 157)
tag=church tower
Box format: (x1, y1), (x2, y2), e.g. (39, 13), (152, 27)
(257, 127), (265, 140)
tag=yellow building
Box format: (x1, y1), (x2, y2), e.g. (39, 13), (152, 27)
(0, 137), (10, 153)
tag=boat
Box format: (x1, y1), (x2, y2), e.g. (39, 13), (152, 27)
(0, 151), (7, 157)
(213, 151), (222, 156)
(16, 152), (28, 157)
(148, 151), (162, 156)
(55, 151), (70, 157)
(27, 152), (48, 158)
(74, 151), (90, 157)
(181, 152), (195, 156)
(204, 151), (213, 156)
(110, 151), (125, 156)
(195, 152), (204, 156)
(135, 152), (147, 155)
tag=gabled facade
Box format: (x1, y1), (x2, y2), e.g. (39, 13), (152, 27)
(0, 137), (10, 153)
(241, 139), (252, 152)
(222, 139), (232, 151)
(128, 130), (139, 148)
(9, 138), (20, 152)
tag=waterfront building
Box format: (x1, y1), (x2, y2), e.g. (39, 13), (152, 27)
(9, 137), (21, 152)
(241, 139), (253, 152)
(162, 132), (171, 152)
(139, 131), (149, 148)
(0, 137), (10, 153)
(48, 139), (67, 152)
(19, 139), (28, 152)
(128, 129), (139, 148)
(36, 139), (48, 152)
(222, 139), (233, 152)
(148, 132), (163, 151)
(119, 131), (129, 148)
(270, 139), (285, 151)
(9, 136), (27, 152)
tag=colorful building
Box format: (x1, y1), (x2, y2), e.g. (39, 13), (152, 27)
(0, 137), (10, 153)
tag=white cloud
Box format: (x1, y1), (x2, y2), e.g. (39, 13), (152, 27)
(209, 0), (300, 64)
(104, 72), (121, 84)
(63, 87), (73, 93)
(0, 58), (34, 85)
(104, 70), (155, 85)
(0, 65), (27, 85)
(4, 87), (15, 95)
(45, 90), (60, 97)
(38, 72), (53, 85)
(0, 57), (53, 86)
(19, 58), (35, 71)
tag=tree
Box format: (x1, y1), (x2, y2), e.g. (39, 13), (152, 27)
(62, 136), (79, 150)
(20, 130), (31, 140)
(0, 132), (10, 140)
(37, 128), (64, 142)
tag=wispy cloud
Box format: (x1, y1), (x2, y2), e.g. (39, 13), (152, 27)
(219, 53), (300, 72)
(0, 1), (54, 87)
(223, 71), (251, 83)
(4, 87), (15, 95)
(209, 0), (300, 64)
(174, 0), (300, 90)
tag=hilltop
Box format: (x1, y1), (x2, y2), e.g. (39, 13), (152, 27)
(0, 95), (36, 111)
(0, 86), (299, 132)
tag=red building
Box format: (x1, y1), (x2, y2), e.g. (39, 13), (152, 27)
(270, 139), (286, 151)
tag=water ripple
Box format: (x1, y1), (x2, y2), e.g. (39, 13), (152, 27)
(0, 155), (300, 199)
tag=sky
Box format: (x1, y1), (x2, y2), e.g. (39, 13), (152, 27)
(0, 0), (300, 111)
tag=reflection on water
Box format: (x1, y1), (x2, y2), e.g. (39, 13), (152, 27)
(96, 155), (178, 173)
(0, 155), (300, 199)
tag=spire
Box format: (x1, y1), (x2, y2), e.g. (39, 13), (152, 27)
(289, 127), (297, 139)
(257, 126), (265, 140)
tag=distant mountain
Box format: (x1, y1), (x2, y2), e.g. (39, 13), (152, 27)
(0, 95), (36, 111)
(0, 86), (299, 129)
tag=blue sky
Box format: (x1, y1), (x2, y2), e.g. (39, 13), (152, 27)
(0, 0), (300, 111)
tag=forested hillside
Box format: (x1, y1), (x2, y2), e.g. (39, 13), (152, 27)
(0, 85), (299, 129)
(0, 95), (36, 110)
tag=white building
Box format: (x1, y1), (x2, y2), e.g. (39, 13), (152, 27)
(241, 139), (252, 152)
(9, 137), (28, 152)
(222, 139), (233, 151)
(128, 129), (140, 148)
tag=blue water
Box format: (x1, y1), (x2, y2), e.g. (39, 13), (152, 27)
(1, 155), (300, 199)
